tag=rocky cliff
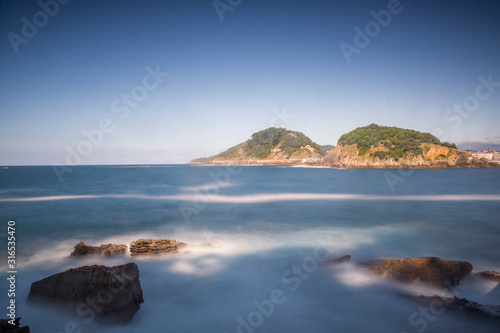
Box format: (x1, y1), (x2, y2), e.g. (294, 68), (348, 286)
(321, 143), (484, 168)
(321, 124), (496, 168)
(190, 124), (498, 168)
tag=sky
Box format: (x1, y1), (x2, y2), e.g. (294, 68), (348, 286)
(1, 0), (499, 165)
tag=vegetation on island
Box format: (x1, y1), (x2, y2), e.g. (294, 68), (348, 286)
(338, 124), (457, 160)
(203, 127), (326, 161)
(320, 145), (335, 152)
(190, 124), (473, 166)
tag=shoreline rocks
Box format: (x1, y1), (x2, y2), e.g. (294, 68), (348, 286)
(70, 242), (128, 257)
(359, 257), (473, 288)
(416, 295), (500, 320)
(28, 263), (143, 323)
(129, 239), (187, 256)
(475, 270), (500, 283)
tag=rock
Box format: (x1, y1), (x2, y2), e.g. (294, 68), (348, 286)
(28, 263), (143, 323)
(360, 257), (473, 288)
(475, 270), (500, 283)
(70, 242), (128, 257)
(0, 318), (30, 333)
(416, 295), (500, 320)
(129, 239), (187, 255)
(327, 255), (351, 267)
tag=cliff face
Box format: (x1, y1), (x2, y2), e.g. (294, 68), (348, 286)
(321, 143), (483, 168)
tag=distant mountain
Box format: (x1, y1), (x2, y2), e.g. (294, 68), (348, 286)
(190, 127), (326, 165)
(319, 145), (335, 153)
(457, 142), (500, 151)
(322, 124), (494, 168)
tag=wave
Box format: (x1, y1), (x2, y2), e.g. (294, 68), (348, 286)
(180, 182), (234, 192)
(2, 193), (500, 203)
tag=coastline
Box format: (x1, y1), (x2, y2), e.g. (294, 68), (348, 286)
(188, 160), (500, 169)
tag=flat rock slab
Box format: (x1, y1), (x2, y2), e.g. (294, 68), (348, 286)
(360, 257), (473, 288)
(28, 263), (143, 323)
(130, 239), (187, 255)
(475, 270), (500, 283)
(70, 242), (128, 256)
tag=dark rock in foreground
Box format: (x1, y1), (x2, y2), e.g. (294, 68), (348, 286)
(360, 257), (473, 288)
(70, 242), (128, 257)
(416, 295), (500, 320)
(0, 318), (30, 333)
(130, 239), (187, 255)
(475, 270), (500, 283)
(28, 263), (143, 323)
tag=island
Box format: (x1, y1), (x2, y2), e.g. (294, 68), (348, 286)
(190, 127), (326, 165)
(190, 124), (499, 168)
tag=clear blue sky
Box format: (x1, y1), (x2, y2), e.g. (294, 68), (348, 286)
(1, 0), (499, 165)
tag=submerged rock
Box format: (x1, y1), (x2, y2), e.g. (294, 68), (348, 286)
(327, 255), (351, 267)
(70, 242), (128, 257)
(0, 318), (30, 332)
(475, 270), (500, 283)
(129, 239), (187, 255)
(416, 295), (500, 320)
(28, 263), (143, 323)
(360, 257), (473, 288)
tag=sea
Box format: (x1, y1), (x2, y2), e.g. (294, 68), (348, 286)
(0, 165), (499, 333)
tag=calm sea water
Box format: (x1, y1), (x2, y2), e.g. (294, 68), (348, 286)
(1, 165), (499, 332)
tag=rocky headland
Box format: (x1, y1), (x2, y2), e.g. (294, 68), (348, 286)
(190, 124), (498, 168)
(190, 127), (325, 165)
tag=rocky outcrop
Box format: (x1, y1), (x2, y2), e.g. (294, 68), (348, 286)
(416, 296), (500, 320)
(360, 257), (473, 288)
(0, 318), (30, 333)
(129, 239), (187, 255)
(321, 144), (489, 169)
(70, 242), (128, 257)
(475, 270), (500, 283)
(28, 263), (143, 323)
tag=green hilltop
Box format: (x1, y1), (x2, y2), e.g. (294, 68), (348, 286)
(189, 124), (494, 168)
(338, 124), (457, 160)
(191, 127), (326, 163)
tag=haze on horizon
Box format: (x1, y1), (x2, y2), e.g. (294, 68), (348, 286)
(1, 0), (499, 165)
